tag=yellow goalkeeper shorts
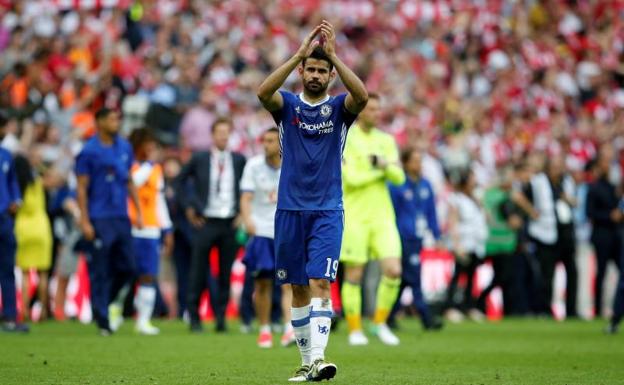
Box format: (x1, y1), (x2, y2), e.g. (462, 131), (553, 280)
(340, 215), (401, 266)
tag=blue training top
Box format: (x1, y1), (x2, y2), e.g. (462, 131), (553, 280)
(271, 90), (357, 211)
(389, 176), (440, 243)
(75, 135), (133, 220)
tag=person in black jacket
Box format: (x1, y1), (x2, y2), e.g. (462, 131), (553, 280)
(163, 156), (193, 320)
(176, 118), (246, 332)
(586, 144), (622, 318)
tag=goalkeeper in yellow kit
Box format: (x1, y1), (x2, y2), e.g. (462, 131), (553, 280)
(340, 93), (404, 346)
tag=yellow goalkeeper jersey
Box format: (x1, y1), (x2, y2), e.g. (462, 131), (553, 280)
(342, 123), (405, 221)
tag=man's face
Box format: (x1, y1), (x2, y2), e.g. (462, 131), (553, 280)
(548, 156), (565, 179)
(405, 151), (422, 177)
(212, 122), (231, 151)
(163, 158), (181, 180)
(262, 131), (280, 158)
(98, 111), (120, 136)
(300, 58), (333, 96)
(359, 97), (381, 127)
(139, 140), (158, 161)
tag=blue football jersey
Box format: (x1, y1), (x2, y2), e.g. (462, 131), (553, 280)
(271, 91), (358, 211)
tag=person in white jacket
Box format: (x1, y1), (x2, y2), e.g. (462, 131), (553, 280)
(524, 155), (577, 318)
(444, 168), (489, 322)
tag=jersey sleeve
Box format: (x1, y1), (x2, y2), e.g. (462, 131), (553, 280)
(74, 150), (92, 177)
(336, 93), (358, 128)
(126, 142), (135, 171)
(240, 160), (256, 192)
(270, 90), (294, 126)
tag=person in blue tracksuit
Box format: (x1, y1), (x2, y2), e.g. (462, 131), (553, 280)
(75, 108), (143, 335)
(388, 147), (442, 330)
(0, 112), (28, 333)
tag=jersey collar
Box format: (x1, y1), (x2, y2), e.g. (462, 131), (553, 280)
(298, 92), (330, 107)
(95, 133), (118, 148)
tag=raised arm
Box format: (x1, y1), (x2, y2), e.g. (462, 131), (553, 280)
(257, 25), (322, 112)
(319, 21), (368, 114)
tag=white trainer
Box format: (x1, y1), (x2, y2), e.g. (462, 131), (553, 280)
(376, 323), (400, 346)
(445, 308), (465, 323)
(468, 308), (486, 323)
(287, 365), (310, 382)
(135, 321), (160, 335)
(348, 330), (369, 346)
(109, 304), (124, 332)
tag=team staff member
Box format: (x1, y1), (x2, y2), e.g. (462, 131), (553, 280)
(388, 148), (442, 330)
(176, 118), (246, 333)
(0, 112), (28, 333)
(76, 108), (143, 335)
(339, 93), (405, 346)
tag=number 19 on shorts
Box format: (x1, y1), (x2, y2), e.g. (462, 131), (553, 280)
(325, 258), (339, 280)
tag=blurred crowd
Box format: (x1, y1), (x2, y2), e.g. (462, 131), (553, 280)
(1, 0), (624, 328)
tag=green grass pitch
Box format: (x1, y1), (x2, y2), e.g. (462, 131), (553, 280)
(0, 318), (622, 385)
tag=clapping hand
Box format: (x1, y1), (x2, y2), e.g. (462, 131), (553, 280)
(319, 20), (336, 58)
(296, 25), (322, 60)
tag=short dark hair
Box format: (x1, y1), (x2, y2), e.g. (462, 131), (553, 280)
(262, 127), (279, 139)
(368, 93), (380, 101)
(95, 108), (114, 122)
(128, 127), (156, 152)
(448, 167), (472, 190)
(265, 127), (279, 135)
(211, 117), (232, 133)
(302, 46), (334, 71)
(400, 146), (419, 165)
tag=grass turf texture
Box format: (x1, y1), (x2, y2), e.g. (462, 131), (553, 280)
(0, 319), (621, 385)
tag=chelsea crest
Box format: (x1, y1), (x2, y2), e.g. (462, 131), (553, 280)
(320, 104), (332, 117)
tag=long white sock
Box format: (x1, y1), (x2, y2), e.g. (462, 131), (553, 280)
(135, 285), (156, 326)
(291, 305), (312, 366)
(309, 298), (332, 362)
